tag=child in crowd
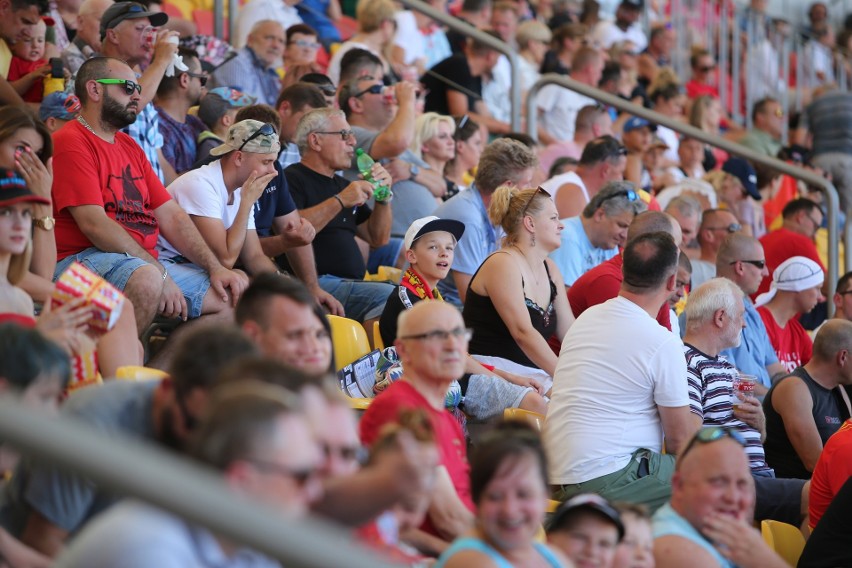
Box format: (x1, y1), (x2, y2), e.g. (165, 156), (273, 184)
(546, 493), (625, 568)
(612, 503), (654, 568)
(194, 87), (256, 165)
(7, 19), (57, 103)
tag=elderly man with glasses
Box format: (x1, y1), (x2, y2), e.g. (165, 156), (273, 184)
(652, 427), (789, 568)
(690, 208), (742, 289)
(210, 20), (286, 106)
(51, 57), (248, 341)
(361, 299), (475, 551)
(283, 107), (394, 329)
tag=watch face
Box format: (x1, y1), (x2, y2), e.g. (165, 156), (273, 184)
(36, 217), (55, 230)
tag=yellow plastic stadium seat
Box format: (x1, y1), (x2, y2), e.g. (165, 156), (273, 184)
(115, 366), (168, 381)
(503, 408), (545, 431)
(348, 397), (372, 411)
(373, 321), (384, 350)
(547, 499), (559, 513)
(761, 520), (805, 567)
(328, 315), (371, 371)
(376, 265), (402, 283)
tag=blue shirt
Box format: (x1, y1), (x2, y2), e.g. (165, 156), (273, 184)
(254, 160), (297, 237)
(123, 103), (164, 184)
(156, 107), (206, 175)
(652, 503), (734, 568)
(434, 185), (500, 305)
(720, 298), (779, 389)
(549, 216), (618, 286)
(209, 47), (282, 106)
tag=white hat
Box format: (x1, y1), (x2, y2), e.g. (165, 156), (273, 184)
(754, 256), (824, 307)
(403, 216), (465, 251)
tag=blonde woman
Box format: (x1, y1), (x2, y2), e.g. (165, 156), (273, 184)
(411, 112), (456, 200)
(463, 186), (574, 391)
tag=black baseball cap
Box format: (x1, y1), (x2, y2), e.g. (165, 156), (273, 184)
(547, 493), (625, 540)
(0, 169), (50, 207)
(100, 2), (169, 39)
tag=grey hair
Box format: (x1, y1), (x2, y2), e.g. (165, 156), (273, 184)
(684, 277), (744, 330)
(583, 181), (648, 219)
(294, 108), (345, 154)
(665, 194), (703, 219)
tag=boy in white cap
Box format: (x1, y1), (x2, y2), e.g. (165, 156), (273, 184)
(378, 216), (548, 419)
(755, 256), (825, 373)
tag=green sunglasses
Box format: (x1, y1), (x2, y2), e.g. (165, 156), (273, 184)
(95, 78), (142, 96)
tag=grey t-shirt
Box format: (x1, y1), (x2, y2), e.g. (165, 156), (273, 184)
(0, 381), (158, 536)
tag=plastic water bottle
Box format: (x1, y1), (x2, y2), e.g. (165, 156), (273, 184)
(355, 148), (392, 202)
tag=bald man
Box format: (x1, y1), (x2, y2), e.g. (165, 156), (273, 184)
(653, 429), (787, 568)
(762, 320), (852, 479)
(690, 209), (742, 289)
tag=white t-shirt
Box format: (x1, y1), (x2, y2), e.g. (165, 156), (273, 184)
(482, 55), (512, 123)
(157, 161), (256, 259)
(541, 170), (588, 203)
(689, 259), (716, 290)
(591, 19), (648, 51)
(544, 296), (689, 484)
(536, 84), (595, 142)
(235, 0), (302, 49)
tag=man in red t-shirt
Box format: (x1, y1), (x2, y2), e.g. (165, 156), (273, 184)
(809, 419), (852, 530)
(568, 210), (681, 330)
(757, 198), (826, 297)
(52, 56), (247, 337)
(359, 300), (475, 550)
(755, 256), (825, 373)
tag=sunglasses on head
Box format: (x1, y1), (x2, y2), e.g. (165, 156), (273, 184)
(238, 123), (275, 151)
(680, 427), (746, 460)
(599, 189), (639, 205)
(95, 78), (142, 95)
(521, 186), (552, 217)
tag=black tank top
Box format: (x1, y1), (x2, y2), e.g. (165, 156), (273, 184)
(463, 254), (558, 369)
(763, 367), (851, 479)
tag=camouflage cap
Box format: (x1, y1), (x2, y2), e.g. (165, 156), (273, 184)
(209, 119), (281, 156)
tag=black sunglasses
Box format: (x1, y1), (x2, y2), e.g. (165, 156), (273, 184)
(238, 123), (275, 151)
(681, 427), (746, 460)
(95, 78), (142, 95)
(521, 186), (552, 217)
(354, 83), (384, 98)
(185, 71), (208, 87)
(730, 259), (766, 269)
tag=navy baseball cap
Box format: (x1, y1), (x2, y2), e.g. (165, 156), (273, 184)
(623, 116), (657, 133)
(722, 157), (760, 200)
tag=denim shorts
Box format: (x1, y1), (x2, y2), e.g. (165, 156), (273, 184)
(161, 256), (211, 319)
(55, 248), (149, 291)
(319, 275), (394, 322)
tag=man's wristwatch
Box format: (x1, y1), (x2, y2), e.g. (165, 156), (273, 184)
(33, 216), (55, 231)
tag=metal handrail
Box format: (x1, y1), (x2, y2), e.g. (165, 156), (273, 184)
(0, 396), (397, 568)
(526, 73), (840, 315)
(398, 0), (522, 132)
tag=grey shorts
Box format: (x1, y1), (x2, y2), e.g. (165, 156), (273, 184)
(462, 373), (534, 421)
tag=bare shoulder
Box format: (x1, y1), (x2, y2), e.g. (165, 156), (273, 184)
(441, 549), (501, 568)
(653, 534), (721, 568)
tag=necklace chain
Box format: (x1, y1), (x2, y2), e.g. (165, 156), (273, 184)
(77, 115), (96, 134)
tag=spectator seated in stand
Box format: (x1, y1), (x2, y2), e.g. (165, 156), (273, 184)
(551, 136), (629, 219)
(194, 87), (256, 166)
(60, 0), (113, 75)
(538, 103), (613, 179)
(689, 208), (742, 289)
(611, 503), (654, 568)
(209, 20), (284, 106)
(808, 418), (852, 531)
(546, 494), (625, 568)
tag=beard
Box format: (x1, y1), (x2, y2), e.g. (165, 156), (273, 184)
(101, 90), (139, 130)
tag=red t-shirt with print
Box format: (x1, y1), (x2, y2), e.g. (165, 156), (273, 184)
(757, 305), (813, 373)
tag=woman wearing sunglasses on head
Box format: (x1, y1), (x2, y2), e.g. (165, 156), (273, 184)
(463, 185), (575, 398)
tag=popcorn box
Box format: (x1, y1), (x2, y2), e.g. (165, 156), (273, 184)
(51, 262), (125, 335)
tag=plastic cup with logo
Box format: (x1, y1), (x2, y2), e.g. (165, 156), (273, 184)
(732, 374), (758, 410)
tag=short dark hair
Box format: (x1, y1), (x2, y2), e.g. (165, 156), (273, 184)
(338, 79), (363, 118)
(467, 30), (502, 56)
(622, 231), (679, 292)
(781, 197), (821, 220)
(236, 273), (318, 328)
(461, 0), (491, 12)
(469, 421), (548, 505)
(339, 48), (382, 85)
(579, 135), (626, 167)
(234, 103), (281, 131)
(751, 97), (779, 122)
(167, 326), (259, 399)
(0, 324), (70, 389)
(599, 61), (621, 87)
(838, 271), (852, 295)
(156, 48), (199, 97)
(11, 0), (49, 15)
(275, 82), (327, 114)
(286, 23), (318, 42)
(75, 56), (120, 104)
(649, 81), (684, 103)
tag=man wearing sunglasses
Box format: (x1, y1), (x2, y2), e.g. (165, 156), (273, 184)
(653, 428), (789, 568)
(6, 328), (259, 558)
(55, 382), (324, 566)
(690, 209), (741, 289)
(715, 234), (786, 394)
(682, 278), (809, 530)
(52, 57), (249, 340)
(154, 48), (208, 176)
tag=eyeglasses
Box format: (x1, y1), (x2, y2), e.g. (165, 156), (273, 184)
(185, 71), (208, 87)
(313, 129), (355, 141)
(399, 327), (473, 342)
(246, 459), (319, 487)
(807, 214), (823, 228)
(95, 78), (142, 95)
(290, 39), (320, 49)
(730, 259), (766, 269)
(680, 427), (746, 460)
(521, 186), (552, 218)
(706, 222), (742, 233)
(238, 122), (275, 151)
(353, 83), (384, 98)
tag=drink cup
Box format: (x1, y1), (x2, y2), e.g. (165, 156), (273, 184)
(732, 374), (758, 410)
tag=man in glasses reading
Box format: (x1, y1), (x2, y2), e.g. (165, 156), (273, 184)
(51, 57), (249, 342)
